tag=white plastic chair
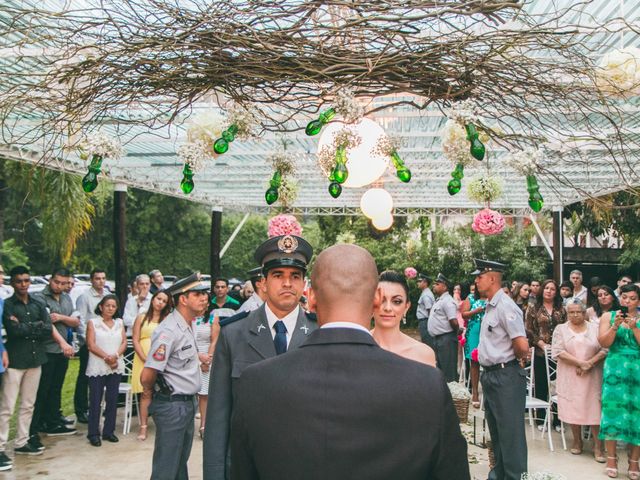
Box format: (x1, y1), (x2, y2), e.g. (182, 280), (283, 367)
(524, 347), (554, 451)
(118, 342), (137, 435)
(544, 345), (566, 450)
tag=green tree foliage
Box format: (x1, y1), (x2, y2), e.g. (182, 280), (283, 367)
(0, 239), (30, 269)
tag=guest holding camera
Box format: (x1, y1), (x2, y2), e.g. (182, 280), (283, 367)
(598, 284), (640, 479)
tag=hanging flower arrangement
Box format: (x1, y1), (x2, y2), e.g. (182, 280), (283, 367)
(467, 175), (504, 204)
(504, 148), (545, 212)
(315, 128), (362, 198)
(441, 119), (476, 167)
(268, 214), (303, 238)
(596, 47), (640, 97)
(374, 135), (411, 183)
(78, 132), (124, 193)
(186, 110), (225, 150)
(404, 267), (418, 279)
(333, 88), (365, 124)
(265, 149), (298, 206)
(472, 208), (506, 236)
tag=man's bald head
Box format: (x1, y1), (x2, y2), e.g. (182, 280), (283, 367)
(310, 244), (379, 326)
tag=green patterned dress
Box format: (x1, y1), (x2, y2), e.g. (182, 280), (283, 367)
(599, 312), (640, 444)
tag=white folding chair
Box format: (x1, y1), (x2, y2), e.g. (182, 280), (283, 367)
(118, 342), (137, 435)
(544, 345), (566, 450)
(524, 347), (554, 451)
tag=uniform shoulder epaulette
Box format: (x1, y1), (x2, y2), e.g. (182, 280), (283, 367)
(304, 311), (317, 323)
(219, 310), (250, 327)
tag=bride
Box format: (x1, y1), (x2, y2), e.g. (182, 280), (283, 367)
(372, 270), (436, 367)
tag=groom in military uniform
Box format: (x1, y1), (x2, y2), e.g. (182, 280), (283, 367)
(203, 234), (317, 480)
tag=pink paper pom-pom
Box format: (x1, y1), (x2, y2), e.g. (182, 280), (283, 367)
(471, 348), (479, 362)
(404, 267), (418, 279)
(268, 214), (303, 238)
(471, 208), (506, 236)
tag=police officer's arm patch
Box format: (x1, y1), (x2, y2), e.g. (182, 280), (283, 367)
(152, 344), (167, 361)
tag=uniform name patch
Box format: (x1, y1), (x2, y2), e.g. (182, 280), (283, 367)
(152, 344), (167, 361)
(181, 344), (192, 351)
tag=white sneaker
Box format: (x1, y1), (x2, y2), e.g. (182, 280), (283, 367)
(554, 425), (562, 433)
(537, 424), (547, 432)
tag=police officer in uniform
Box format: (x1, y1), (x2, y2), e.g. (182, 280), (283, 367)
(427, 273), (459, 382)
(237, 267), (265, 313)
(203, 234), (317, 480)
(472, 259), (529, 480)
(141, 272), (209, 480)
(416, 274), (435, 349)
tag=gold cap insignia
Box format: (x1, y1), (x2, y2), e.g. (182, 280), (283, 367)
(277, 235), (298, 254)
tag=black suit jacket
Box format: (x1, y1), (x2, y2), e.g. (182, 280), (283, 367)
(230, 327), (470, 480)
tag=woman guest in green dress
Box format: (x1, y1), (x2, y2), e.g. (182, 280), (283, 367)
(598, 284), (640, 479)
(461, 290), (487, 408)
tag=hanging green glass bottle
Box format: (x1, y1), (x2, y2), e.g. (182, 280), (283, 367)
(213, 138), (229, 154)
(526, 175), (544, 212)
(270, 170), (282, 188)
(465, 123), (485, 161)
(397, 167), (412, 183)
(305, 107), (336, 136)
(447, 163), (464, 196)
(328, 182), (342, 198)
(222, 124), (238, 142)
(81, 155), (103, 193)
(333, 146), (349, 184)
(180, 164), (195, 194)
(265, 187), (279, 205)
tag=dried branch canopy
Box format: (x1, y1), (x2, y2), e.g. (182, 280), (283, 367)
(0, 0), (639, 206)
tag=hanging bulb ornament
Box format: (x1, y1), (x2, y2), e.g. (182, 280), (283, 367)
(465, 123), (485, 161)
(305, 108), (336, 136)
(81, 155), (103, 193)
(332, 145), (349, 184)
(213, 124), (239, 155)
(390, 151), (412, 183)
(265, 170), (282, 205)
(526, 175), (544, 212)
(447, 163), (465, 196)
(180, 164), (195, 194)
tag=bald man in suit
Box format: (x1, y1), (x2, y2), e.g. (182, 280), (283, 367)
(230, 244), (470, 480)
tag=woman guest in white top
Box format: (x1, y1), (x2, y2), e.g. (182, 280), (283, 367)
(86, 294), (126, 447)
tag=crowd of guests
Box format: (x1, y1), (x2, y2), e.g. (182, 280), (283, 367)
(1, 260), (639, 478)
(415, 269), (639, 479)
(0, 265), (259, 472)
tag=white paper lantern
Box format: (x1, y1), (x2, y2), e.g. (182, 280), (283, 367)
(360, 188), (393, 219)
(317, 118), (389, 188)
(372, 213), (394, 231)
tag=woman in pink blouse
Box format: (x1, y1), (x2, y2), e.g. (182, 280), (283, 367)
(552, 300), (607, 461)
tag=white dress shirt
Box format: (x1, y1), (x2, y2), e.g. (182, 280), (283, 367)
(123, 292), (152, 336)
(264, 304), (299, 348)
(238, 292), (264, 313)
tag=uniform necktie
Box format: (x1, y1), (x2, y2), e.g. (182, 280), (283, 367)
(273, 320), (287, 355)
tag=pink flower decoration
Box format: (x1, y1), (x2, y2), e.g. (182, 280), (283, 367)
(404, 267), (418, 279)
(471, 208), (506, 236)
(471, 348), (479, 362)
(268, 214), (303, 238)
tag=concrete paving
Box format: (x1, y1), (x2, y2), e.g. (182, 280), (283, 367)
(0, 412), (618, 479)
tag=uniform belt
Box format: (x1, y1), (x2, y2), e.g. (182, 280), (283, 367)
(433, 331), (456, 338)
(483, 359), (519, 371)
(154, 393), (195, 402)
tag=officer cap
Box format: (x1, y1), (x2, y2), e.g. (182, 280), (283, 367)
(247, 267), (263, 280)
(167, 272), (209, 296)
(434, 273), (451, 287)
(254, 235), (313, 274)
(417, 273), (432, 283)
(470, 258), (506, 276)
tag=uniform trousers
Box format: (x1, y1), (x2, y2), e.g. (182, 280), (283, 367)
(30, 352), (68, 434)
(74, 345), (89, 415)
(0, 367), (42, 450)
(88, 373), (121, 439)
(417, 318), (434, 350)
(150, 396), (196, 480)
(481, 364), (528, 480)
(433, 331), (458, 382)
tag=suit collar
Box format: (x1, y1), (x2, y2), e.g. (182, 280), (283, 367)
(247, 305), (314, 358)
(300, 327), (378, 348)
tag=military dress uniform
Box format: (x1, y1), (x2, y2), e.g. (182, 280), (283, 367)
(203, 235), (317, 480)
(145, 274), (208, 480)
(474, 259), (528, 480)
